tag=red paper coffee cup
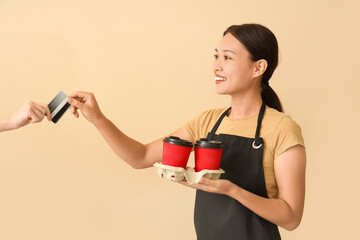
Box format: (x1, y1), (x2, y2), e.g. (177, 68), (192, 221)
(195, 138), (224, 172)
(162, 136), (193, 169)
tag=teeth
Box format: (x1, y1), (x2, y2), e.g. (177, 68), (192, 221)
(215, 77), (226, 81)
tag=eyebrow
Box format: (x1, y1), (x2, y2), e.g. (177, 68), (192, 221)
(215, 48), (237, 55)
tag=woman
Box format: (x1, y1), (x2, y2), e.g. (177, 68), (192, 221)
(0, 101), (51, 132)
(67, 24), (306, 240)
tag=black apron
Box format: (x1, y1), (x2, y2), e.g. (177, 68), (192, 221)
(194, 103), (281, 240)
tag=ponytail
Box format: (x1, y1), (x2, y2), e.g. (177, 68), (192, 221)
(261, 83), (283, 112)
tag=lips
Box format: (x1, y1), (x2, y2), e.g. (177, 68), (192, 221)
(215, 76), (226, 84)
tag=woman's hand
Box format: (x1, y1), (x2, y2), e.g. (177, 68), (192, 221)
(1, 101), (51, 131)
(67, 91), (105, 125)
(178, 178), (237, 196)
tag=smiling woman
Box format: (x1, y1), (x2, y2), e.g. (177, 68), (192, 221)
(67, 23), (306, 240)
(180, 24), (305, 239)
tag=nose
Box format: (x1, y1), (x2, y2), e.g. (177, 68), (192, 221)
(213, 61), (222, 72)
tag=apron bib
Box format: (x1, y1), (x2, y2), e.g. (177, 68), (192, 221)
(194, 103), (281, 240)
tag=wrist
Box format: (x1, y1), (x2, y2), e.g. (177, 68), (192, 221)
(227, 183), (242, 198)
(0, 118), (15, 131)
(91, 113), (107, 128)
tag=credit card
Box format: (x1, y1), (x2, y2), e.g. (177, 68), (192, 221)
(48, 91), (70, 123)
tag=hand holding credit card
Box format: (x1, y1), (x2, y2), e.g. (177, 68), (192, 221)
(48, 91), (70, 123)
(67, 91), (104, 124)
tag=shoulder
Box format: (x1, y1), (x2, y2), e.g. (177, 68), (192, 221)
(264, 107), (305, 157)
(263, 107), (301, 130)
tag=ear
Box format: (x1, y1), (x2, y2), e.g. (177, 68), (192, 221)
(253, 59), (267, 78)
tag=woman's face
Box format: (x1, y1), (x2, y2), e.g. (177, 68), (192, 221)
(213, 33), (257, 96)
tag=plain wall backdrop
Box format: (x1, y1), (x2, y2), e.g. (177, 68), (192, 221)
(1, 0), (359, 239)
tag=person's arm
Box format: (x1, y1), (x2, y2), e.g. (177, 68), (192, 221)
(179, 145), (306, 231)
(67, 91), (192, 169)
(0, 101), (51, 132)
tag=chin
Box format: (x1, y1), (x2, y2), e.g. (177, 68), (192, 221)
(215, 87), (229, 95)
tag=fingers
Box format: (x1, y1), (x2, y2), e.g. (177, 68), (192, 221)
(30, 105), (44, 122)
(67, 97), (84, 110)
(177, 180), (203, 189)
(41, 103), (52, 121)
(24, 101), (45, 123)
(23, 101), (51, 124)
(177, 180), (192, 187)
(34, 102), (52, 121)
(198, 178), (211, 185)
(70, 106), (79, 118)
(27, 112), (41, 123)
(68, 91), (93, 99)
(177, 178), (219, 193)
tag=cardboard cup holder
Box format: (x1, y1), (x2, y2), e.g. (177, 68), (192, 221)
(153, 162), (224, 184)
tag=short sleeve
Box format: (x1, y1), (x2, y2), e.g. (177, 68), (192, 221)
(183, 114), (199, 143)
(272, 116), (305, 158)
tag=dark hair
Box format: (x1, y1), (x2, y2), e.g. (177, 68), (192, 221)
(224, 24), (283, 112)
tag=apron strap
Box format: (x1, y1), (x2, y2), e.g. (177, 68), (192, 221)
(253, 102), (266, 148)
(208, 107), (231, 139)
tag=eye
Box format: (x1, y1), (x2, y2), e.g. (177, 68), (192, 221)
(224, 56), (232, 60)
(214, 54), (219, 59)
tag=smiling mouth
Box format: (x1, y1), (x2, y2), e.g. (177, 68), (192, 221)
(215, 76), (226, 84)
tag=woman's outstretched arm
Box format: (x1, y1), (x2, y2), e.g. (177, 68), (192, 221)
(67, 91), (192, 169)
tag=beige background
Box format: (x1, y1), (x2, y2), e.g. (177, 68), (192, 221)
(0, 0), (359, 239)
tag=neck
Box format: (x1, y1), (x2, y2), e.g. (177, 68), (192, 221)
(229, 92), (263, 119)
